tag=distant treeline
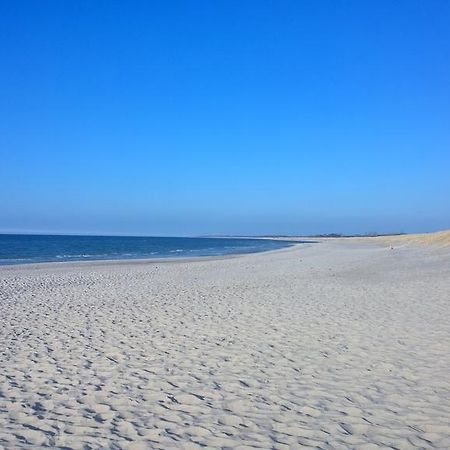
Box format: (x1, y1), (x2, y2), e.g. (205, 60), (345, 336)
(261, 232), (407, 238)
(206, 232), (407, 239)
(308, 232), (407, 238)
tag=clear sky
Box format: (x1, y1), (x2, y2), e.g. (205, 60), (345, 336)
(1, 1), (449, 236)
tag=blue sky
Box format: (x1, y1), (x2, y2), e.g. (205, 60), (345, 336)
(1, 1), (449, 236)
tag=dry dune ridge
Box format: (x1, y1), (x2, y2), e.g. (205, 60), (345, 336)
(366, 229), (450, 247)
(267, 229), (450, 247)
(1, 239), (450, 449)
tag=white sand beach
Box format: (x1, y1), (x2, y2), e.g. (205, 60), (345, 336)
(1, 238), (450, 449)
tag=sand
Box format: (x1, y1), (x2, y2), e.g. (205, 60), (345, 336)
(263, 229), (450, 247)
(366, 230), (450, 247)
(1, 239), (450, 449)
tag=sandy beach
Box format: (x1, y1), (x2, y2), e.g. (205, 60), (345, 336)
(1, 238), (450, 449)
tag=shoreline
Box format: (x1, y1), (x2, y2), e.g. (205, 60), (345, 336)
(0, 240), (306, 272)
(0, 236), (303, 270)
(3, 229), (447, 269)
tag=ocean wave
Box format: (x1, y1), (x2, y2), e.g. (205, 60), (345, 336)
(0, 235), (295, 265)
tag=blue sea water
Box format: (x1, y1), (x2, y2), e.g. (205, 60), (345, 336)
(0, 234), (297, 265)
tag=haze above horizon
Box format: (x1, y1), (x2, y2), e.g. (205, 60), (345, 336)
(1, 1), (449, 236)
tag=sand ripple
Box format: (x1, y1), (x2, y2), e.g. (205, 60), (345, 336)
(1, 241), (450, 449)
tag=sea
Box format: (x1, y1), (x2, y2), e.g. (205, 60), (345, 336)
(0, 234), (296, 265)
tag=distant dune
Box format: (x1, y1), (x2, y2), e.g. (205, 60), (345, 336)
(262, 229), (450, 247)
(367, 229), (450, 247)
